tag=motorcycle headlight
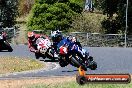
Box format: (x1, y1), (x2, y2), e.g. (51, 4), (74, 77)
(39, 47), (47, 54)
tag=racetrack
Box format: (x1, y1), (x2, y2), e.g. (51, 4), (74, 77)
(0, 45), (132, 79)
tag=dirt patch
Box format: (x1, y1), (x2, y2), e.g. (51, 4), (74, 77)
(0, 76), (75, 88)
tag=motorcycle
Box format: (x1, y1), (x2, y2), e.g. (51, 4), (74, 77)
(35, 37), (58, 60)
(0, 32), (13, 52)
(58, 42), (97, 71)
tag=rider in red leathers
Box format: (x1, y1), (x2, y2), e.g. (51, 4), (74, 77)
(0, 31), (7, 40)
(28, 31), (48, 59)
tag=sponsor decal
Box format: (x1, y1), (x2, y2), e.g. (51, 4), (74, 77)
(76, 74), (131, 85)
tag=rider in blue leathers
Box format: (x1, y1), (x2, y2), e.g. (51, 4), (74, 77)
(51, 30), (86, 61)
(51, 30), (71, 53)
(51, 30), (97, 70)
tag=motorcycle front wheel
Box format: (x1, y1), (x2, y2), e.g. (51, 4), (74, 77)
(88, 61), (97, 70)
(4, 41), (13, 52)
(35, 53), (46, 60)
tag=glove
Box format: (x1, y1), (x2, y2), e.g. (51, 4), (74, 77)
(35, 50), (39, 53)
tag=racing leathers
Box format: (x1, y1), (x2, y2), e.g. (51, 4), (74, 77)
(28, 34), (48, 53)
(53, 36), (87, 63)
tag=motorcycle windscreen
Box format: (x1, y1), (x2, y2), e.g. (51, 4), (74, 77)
(57, 38), (71, 48)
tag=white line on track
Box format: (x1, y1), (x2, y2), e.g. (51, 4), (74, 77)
(0, 62), (60, 78)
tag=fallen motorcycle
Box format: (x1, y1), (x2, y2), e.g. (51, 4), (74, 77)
(35, 37), (58, 60)
(58, 43), (97, 71)
(0, 32), (13, 52)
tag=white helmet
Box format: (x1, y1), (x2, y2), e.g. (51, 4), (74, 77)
(51, 30), (61, 37)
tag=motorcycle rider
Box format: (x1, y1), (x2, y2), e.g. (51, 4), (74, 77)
(51, 30), (96, 70)
(0, 23), (6, 40)
(28, 31), (49, 59)
(28, 31), (58, 60)
(28, 31), (40, 53)
(0, 31), (6, 40)
(51, 30), (82, 52)
(51, 30), (91, 62)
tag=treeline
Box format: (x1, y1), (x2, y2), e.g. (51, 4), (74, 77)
(0, 0), (34, 27)
(0, 0), (132, 34)
(27, 0), (84, 32)
(0, 0), (18, 27)
(18, 0), (34, 16)
(94, 0), (132, 34)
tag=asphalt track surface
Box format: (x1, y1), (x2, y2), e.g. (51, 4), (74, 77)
(0, 45), (132, 79)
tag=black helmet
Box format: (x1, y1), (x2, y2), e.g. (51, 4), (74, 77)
(51, 30), (62, 42)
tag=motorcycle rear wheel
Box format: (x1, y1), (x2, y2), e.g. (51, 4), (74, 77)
(58, 56), (69, 67)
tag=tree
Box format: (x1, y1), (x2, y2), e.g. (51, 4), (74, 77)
(117, 0), (132, 34)
(18, 0), (34, 16)
(99, 0), (132, 34)
(0, 0), (18, 27)
(69, 12), (105, 33)
(27, 0), (83, 32)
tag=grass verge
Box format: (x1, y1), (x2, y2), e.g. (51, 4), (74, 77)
(27, 81), (132, 88)
(0, 56), (44, 74)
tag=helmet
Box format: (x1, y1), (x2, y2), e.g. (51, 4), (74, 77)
(51, 30), (62, 42)
(28, 31), (35, 40)
(72, 36), (77, 42)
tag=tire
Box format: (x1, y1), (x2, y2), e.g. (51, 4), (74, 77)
(76, 73), (86, 85)
(35, 53), (40, 59)
(4, 41), (13, 52)
(71, 54), (87, 71)
(42, 56), (46, 59)
(8, 46), (13, 52)
(59, 60), (69, 67)
(89, 61), (97, 70)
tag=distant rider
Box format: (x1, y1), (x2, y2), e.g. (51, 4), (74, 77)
(28, 31), (48, 53)
(0, 31), (7, 41)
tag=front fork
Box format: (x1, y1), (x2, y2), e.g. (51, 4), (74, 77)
(47, 48), (58, 58)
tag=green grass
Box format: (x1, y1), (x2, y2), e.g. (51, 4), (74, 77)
(0, 56), (44, 74)
(26, 81), (132, 88)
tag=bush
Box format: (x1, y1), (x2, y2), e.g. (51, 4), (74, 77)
(27, 0), (84, 32)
